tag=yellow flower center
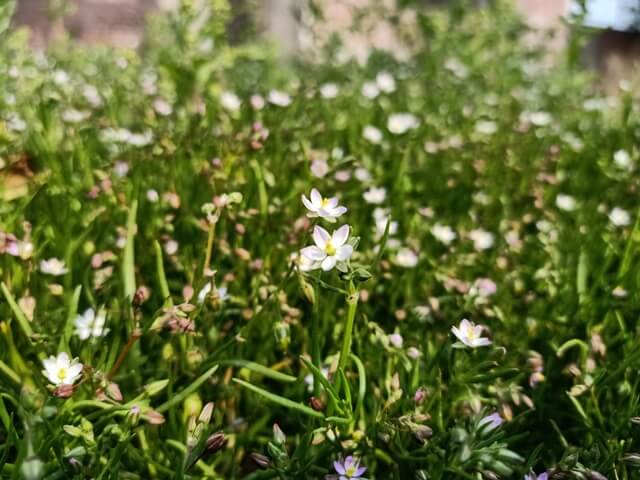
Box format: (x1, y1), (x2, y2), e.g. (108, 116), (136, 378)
(325, 241), (336, 256)
(320, 198), (330, 208)
(57, 368), (68, 381)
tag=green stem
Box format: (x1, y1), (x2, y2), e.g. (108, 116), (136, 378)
(337, 281), (359, 390)
(202, 221), (216, 276)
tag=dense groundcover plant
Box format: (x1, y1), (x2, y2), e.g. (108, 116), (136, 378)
(2, 0), (640, 477)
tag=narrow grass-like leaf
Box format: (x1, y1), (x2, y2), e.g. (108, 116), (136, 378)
(1, 282), (33, 339)
(154, 240), (172, 306)
(233, 378), (324, 419)
(123, 200), (138, 300)
(156, 364), (218, 413)
(59, 285), (82, 352)
(217, 359), (296, 383)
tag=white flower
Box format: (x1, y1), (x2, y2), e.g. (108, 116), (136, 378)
(469, 229), (494, 251)
(82, 84), (102, 107)
(42, 352), (83, 386)
(146, 189), (159, 202)
(62, 109), (88, 123)
(53, 69), (70, 85)
(475, 120), (498, 135)
(451, 319), (491, 348)
(373, 208), (398, 238)
(153, 98), (173, 116)
(431, 224), (456, 245)
(354, 167), (371, 182)
(520, 111), (552, 126)
(220, 91), (241, 111)
(310, 158), (329, 178)
(302, 188), (347, 222)
(614, 149), (634, 171)
(75, 308), (108, 340)
(267, 90), (292, 107)
(301, 225), (354, 272)
(395, 248), (419, 268)
(319, 83), (339, 99)
(40, 258), (68, 276)
(363, 186), (387, 204)
(609, 207), (631, 227)
(388, 333), (404, 348)
(387, 113), (419, 135)
(361, 81), (380, 99)
(376, 71), (396, 93)
(363, 125), (383, 144)
(556, 194), (577, 211)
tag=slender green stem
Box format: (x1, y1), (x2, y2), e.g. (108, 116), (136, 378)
(337, 281), (359, 392)
(202, 221), (216, 276)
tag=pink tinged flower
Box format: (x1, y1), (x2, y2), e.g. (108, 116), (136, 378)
(301, 188), (347, 223)
(333, 456), (367, 479)
(40, 258), (69, 276)
(301, 225), (353, 272)
(42, 352), (83, 386)
(451, 319), (492, 348)
(310, 158), (329, 178)
(524, 472), (548, 480)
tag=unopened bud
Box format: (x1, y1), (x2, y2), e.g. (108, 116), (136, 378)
(273, 424), (286, 446)
(308, 396), (325, 411)
(199, 402), (214, 424)
(250, 452), (270, 469)
(205, 432), (227, 454)
(145, 410), (166, 425)
(53, 384), (75, 398)
(20, 456), (44, 480)
(106, 382), (123, 401)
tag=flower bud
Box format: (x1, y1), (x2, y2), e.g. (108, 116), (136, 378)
(273, 424), (286, 446)
(20, 456), (44, 480)
(205, 432), (227, 454)
(250, 453), (270, 469)
(198, 402), (214, 424)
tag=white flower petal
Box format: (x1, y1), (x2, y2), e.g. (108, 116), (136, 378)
(332, 225), (350, 247)
(321, 256), (337, 271)
(301, 246), (327, 261)
(313, 226), (330, 249)
(335, 244), (353, 261)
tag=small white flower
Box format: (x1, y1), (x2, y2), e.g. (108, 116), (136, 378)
(609, 207), (631, 227)
(475, 120), (498, 135)
(42, 352), (83, 386)
(363, 186), (387, 204)
(114, 161), (129, 178)
(451, 319), (491, 348)
(431, 224), (456, 245)
(82, 84), (102, 107)
(319, 83), (339, 99)
(267, 90), (292, 107)
(354, 168), (371, 182)
(250, 94), (265, 110)
(395, 248), (419, 268)
(363, 125), (383, 144)
(75, 308), (108, 340)
(220, 91), (241, 112)
(614, 149), (634, 171)
(62, 109), (88, 123)
(164, 239), (179, 255)
(301, 225), (354, 272)
(388, 333), (404, 348)
(310, 158), (329, 178)
(53, 69), (70, 85)
(40, 258), (68, 276)
(361, 81), (380, 99)
(387, 113), (419, 135)
(146, 189), (159, 202)
(469, 229), (494, 251)
(153, 98), (173, 116)
(302, 189), (347, 223)
(373, 208), (398, 238)
(376, 71), (396, 93)
(556, 194), (577, 212)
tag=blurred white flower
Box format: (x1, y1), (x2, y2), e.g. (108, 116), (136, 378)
(469, 278), (497, 298)
(146, 189), (159, 202)
(82, 84), (103, 107)
(250, 94), (265, 110)
(363, 125), (383, 144)
(556, 194), (577, 212)
(267, 90), (292, 107)
(431, 224), (456, 245)
(387, 113), (419, 135)
(354, 168), (372, 182)
(164, 239), (179, 255)
(6, 113), (26, 132)
(376, 71), (396, 93)
(42, 352), (83, 386)
(302, 188), (347, 223)
(451, 319), (491, 348)
(520, 111), (552, 126)
(319, 83), (339, 99)
(153, 98), (173, 116)
(609, 207), (631, 227)
(53, 69), (70, 85)
(363, 186), (387, 204)
(388, 333), (404, 348)
(62, 109), (88, 123)
(40, 258), (68, 276)
(373, 208), (398, 237)
(614, 149), (634, 171)
(114, 161), (129, 178)
(445, 57), (469, 78)
(395, 248), (419, 268)
(361, 81), (380, 99)
(75, 308), (108, 340)
(475, 120), (498, 135)
(220, 91), (241, 111)
(469, 229), (494, 251)
(301, 225), (353, 272)
(310, 158), (329, 178)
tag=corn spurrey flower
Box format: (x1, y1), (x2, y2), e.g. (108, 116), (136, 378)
(302, 189), (347, 223)
(74, 308), (108, 340)
(301, 225), (353, 272)
(40, 258), (69, 276)
(451, 319), (492, 348)
(524, 472), (548, 480)
(331, 456), (367, 480)
(42, 352), (83, 386)
(478, 412), (503, 433)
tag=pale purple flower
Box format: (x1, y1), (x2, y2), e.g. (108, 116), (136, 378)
(302, 188), (347, 223)
(478, 412), (503, 432)
(524, 472), (548, 480)
(333, 456), (367, 480)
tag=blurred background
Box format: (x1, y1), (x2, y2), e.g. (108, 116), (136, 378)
(10, 0), (640, 90)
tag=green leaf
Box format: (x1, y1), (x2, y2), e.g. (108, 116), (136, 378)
(123, 200), (138, 300)
(156, 364), (219, 413)
(233, 378), (324, 419)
